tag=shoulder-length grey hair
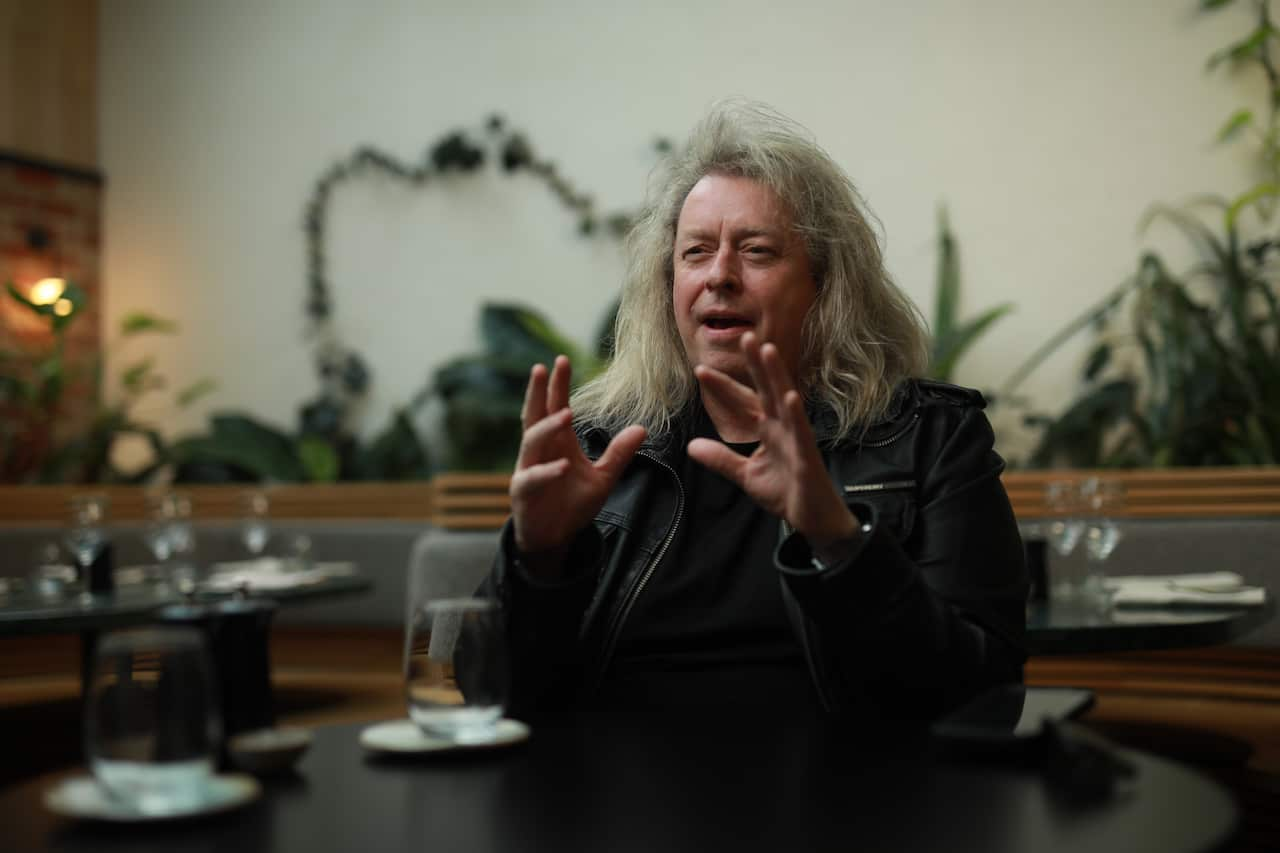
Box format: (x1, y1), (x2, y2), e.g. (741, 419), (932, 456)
(572, 100), (928, 443)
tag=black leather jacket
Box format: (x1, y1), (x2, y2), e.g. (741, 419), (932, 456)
(484, 379), (1028, 720)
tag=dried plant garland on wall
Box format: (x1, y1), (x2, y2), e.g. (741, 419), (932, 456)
(299, 114), (668, 441)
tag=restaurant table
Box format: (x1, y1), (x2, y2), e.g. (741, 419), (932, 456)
(0, 568), (373, 701)
(0, 711), (1238, 853)
(0, 570), (372, 637)
(1026, 597), (1274, 655)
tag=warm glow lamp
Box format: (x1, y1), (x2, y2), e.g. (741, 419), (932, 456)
(29, 277), (66, 306)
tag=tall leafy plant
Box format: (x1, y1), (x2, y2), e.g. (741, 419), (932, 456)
(0, 281), (212, 483)
(426, 303), (612, 471)
(1001, 0), (1280, 467)
(926, 207), (1013, 383)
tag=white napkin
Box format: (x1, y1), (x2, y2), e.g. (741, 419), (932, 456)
(203, 559), (357, 592)
(1106, 571), (1267, 607)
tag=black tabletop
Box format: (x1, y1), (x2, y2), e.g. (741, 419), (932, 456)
(1027, 598), (1275, 655)
(0, 712), (1238, 853)
(0, 572), (372, 636)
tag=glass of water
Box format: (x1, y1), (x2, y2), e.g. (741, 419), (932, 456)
(240, 491), (271, 557)
(65, 494), (109, 591)
(404, 598), (509, 744)
(1081, 477), (1125, 608)
(85, 627), (221, 815)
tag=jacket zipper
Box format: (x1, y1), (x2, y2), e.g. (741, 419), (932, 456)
(859, 412), (919, 448)
(594, 450), (685, 683)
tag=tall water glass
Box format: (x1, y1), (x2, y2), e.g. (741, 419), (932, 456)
(1082, 477), (1125, 608)
(65, 494), (109, 592)
(240, 491), (271, 557)
(85, 627), (221, 815)
(405, 598), (509, 743)
(1044, 480), (1085, 599)
(159, 493), (198, 587)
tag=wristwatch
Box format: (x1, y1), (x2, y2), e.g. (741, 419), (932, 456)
(809, 520), (872, 573)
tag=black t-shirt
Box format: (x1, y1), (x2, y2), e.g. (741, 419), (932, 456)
(597, 411), (811, 710)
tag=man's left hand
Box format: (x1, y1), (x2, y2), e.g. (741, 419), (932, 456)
(687, 332), (858, 553)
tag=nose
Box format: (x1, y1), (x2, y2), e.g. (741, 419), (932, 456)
(705, 245), (740, 292)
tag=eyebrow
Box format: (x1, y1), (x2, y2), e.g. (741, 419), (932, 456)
(676, 226), (783, 242)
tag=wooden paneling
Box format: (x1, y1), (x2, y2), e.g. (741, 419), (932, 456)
(0, 0), (98, 169)
(432, 467), (1280, 528)
(0, 466), (1278, 528)
(1004, 467), (1280, 519)
(431, 473), (511, 530)
(0, 482), (434, 523)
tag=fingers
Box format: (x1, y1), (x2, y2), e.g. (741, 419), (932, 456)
(687, 437), (749, 487)
(693, 364), (762, 420)
(594, 425), (647, 480)
(758, 342), (796, 417)
(515, 408), (574, 468)
(547, 354), (572, 414)
(740, 333), (777, 418)
(510, 457), (571, 496)
(781, 388), (817, 452)
(522, 363), (549, 430)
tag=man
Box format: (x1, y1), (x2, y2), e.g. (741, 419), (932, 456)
(483, 102), (1026, 720)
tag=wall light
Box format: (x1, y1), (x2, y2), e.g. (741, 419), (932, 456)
(29, 277), (66, 306)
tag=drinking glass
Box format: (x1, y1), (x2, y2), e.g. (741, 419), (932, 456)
(156, 492), (198, 587)
(240, 491), (271, 557)
(65, 494), (109, 590)
(1081, 477), (1125, 608)
(1044, 480), (1084, 558)
(1044, 480), (1087, 601)
(85, 627), (221, 815)
(404, 598), (509, 743)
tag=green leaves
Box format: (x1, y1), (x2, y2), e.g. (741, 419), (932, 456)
(1217, 108), (1254, 142)
(1019, 207), (1280, 469)
(171, 414), (310, 482)
(1206, 23), (1276, 71)
(428, 301), (612, 470)
(176, 378), (219, 407)
(926, 207), (1012, 383)
(120, 313), (177, 336)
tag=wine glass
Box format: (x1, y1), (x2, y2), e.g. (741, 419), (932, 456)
(404, 598), (509, 743)
(240, 491), (271, 558)
(84, 627), (221, 815)
(159, 493), (198, 587)
(1081, 477), (1125, 608)
(64, 494), (109, 594)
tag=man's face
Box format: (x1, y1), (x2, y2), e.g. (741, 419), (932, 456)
(672, 174), (817, 387)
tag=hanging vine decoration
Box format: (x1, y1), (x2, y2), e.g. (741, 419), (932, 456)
(298, 114), (669, 439)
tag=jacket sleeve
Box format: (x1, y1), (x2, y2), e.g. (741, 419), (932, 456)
(479, 520), (605, 717)
(775, 405), (1027, 720)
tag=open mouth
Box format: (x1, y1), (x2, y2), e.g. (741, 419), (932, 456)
(703, 317), (752, 331)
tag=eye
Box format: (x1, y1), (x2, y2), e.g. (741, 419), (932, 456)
(682, 246), (707, 258)
(744, 244), (776, 257)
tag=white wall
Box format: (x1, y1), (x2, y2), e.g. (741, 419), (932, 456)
(99, 0), (1262, 462)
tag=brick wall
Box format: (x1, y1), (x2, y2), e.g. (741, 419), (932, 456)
(0, 150), (103, 481)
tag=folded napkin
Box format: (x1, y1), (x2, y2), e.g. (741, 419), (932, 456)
(1106, 571), (1267, 607)
(203, 558), (357, 592)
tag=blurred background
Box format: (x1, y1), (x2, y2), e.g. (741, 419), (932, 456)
(1, 0), (1274, 481)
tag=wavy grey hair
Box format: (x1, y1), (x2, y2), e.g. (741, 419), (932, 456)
(572, 100), (928, 442)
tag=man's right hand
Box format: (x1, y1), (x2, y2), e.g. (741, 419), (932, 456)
(509, 355), (646, 573)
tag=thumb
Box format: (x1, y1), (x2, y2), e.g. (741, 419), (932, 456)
(594, 425), (647, 481)
(687, 438), (748, 488)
